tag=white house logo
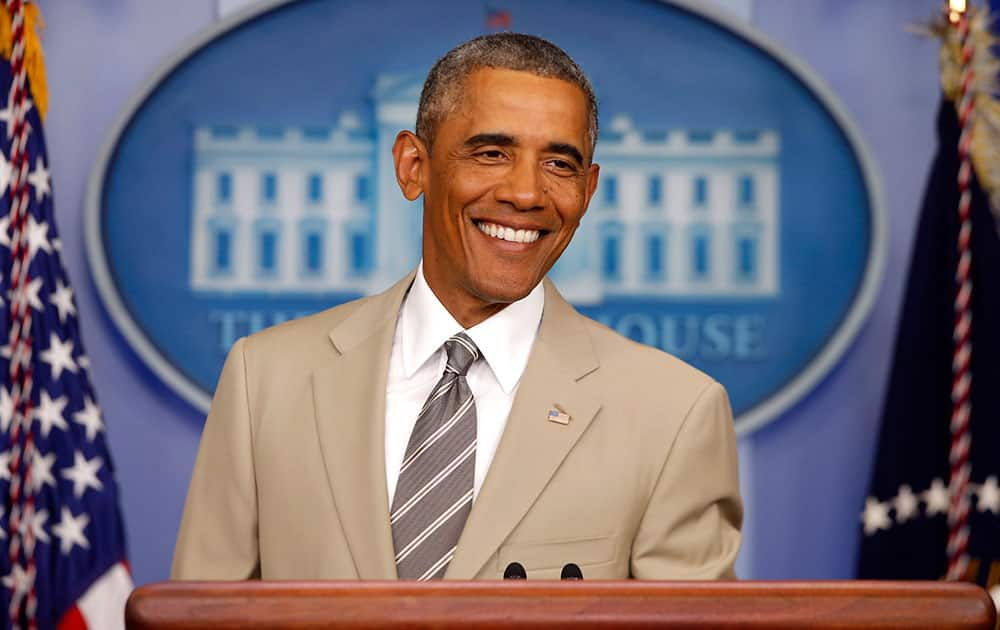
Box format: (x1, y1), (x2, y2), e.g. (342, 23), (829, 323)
(190, 97), (778, 299)
(85, 0), (884, 435)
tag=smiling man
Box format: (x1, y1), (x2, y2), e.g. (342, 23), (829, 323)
(173, 33), (742, 581)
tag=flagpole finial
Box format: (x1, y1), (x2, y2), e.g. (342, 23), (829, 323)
(949, 0), (968, 24)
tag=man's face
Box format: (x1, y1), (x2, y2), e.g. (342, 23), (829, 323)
(405, 68), (599, 322)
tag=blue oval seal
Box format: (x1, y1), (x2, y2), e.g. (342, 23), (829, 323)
(85, 0), (885, 435)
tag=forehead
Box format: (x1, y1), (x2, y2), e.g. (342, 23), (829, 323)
(445, 68), (591, 148)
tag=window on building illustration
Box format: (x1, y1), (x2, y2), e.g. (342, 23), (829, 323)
(736, 235), (758, 282)
(261, 172), (278, 204)
(304, 231), (324, 274)
(213, 229), (232, 273)
(693, 176), (708, 208)
(307, 173), (323, 204)
(738, 175), (755, 208)
(355, 175), (370, 203)
(601, 231), (621, 281)
(646, 233), (665, 280)
(258, 230), (278, 274)
(648, 176), (662, 207)
(603, 176), (618, 206)
(216, 172), (232, 204)
(692, 232), (711, 280)
(350, 232), (370, 274)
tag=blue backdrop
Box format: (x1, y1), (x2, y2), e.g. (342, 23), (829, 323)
(40, 0), (941, 584)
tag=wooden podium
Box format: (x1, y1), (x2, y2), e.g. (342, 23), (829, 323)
(126, 580), (997, 629)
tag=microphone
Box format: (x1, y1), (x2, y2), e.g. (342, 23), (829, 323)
(560, 563), (583, 580)
(503, 561), (527, 579)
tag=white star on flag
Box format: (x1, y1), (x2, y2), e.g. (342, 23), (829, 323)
(52, 507), (90, 555)
(19, 508), (50, 551)
(0, 507), (6, 540)
(0, 386), (13, 432)
(62, 451), (104, 498)
(924, 478), (951, 516)
(0, 155), (9, 209)
(2, 562), (35, 610)
(50, 279), (76, 323)
(30, 451), (57, 493)
(33, 390), (69, 437)
(25, 214), (51, 264)
(0, 450), (10, 481)
(976, 476), (1000, 514)
(39, 332), (77, 380)
(72, 397), (104, 442)
(11, 275), (44, 313)
(862, 497), (892, 535)
(27, 156), (49, 202)
(0, 95), (32, 139)
(893, 484), (919, 522)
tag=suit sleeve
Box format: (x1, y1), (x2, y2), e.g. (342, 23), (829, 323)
(171, 337), (261, 579)
(630, 381), (743, 579)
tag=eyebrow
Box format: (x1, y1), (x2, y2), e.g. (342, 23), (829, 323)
(463, 133), (586, 166)
(545, 142), (585, 167)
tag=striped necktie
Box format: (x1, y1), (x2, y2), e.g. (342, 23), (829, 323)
(391, 332), (479, 580)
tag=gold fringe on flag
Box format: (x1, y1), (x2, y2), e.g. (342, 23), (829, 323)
(0, 2), (47, 121)
(926, 3), (1000, 228)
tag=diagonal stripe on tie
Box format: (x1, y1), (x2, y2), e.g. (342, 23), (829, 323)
(391, 333), (480, 580)
(418, 545), (458, 581)
(399, 396), (475, 475)
(391, 438), (476, 524)
(395, 488), (474, 564)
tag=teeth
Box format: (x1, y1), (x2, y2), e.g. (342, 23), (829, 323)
(476, 221), (540, 244)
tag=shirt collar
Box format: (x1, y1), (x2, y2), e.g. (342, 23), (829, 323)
(400, 261), (545, 394)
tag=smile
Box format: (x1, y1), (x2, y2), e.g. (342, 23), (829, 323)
(475, 221), (541, 244)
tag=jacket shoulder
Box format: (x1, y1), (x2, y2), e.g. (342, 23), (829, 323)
(236, 293), (381, 375)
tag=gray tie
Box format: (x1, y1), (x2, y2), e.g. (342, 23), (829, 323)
(391, 332), (479, 580)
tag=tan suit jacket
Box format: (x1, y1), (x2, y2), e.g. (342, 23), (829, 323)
(172, 272), (742, 580)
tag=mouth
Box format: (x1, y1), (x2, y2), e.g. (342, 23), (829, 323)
(474, 220), (542, 244)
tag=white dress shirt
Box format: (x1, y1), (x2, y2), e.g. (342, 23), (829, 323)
(384, 262), (544, 506)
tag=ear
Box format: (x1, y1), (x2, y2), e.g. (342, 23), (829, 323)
(392, 130), (428, 201)
(582, 162), (600, 213)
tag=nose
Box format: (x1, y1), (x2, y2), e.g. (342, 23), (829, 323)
(494, 156), (546, 211)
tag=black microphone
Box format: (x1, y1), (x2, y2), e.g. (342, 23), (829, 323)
(560, 563), (583, 580)
(503, 561), (527, 579)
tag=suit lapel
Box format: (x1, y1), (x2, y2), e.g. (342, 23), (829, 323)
(446, 280), (601, 579)
(311, 273), (414, 580)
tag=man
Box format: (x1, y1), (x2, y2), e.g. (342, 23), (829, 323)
(172, 33), (741, 581)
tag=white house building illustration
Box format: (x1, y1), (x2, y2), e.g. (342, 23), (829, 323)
(188, 74), (780, 302)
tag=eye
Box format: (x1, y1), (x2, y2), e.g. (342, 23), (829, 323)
(475, 149), (507, 160)
(546, 158), (579, 173)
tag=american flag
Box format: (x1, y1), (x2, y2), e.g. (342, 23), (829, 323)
(0, 2), (131, 628)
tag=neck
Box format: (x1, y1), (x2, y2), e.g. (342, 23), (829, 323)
(435, 288), (509, 329)
(420, 268), (510, 329)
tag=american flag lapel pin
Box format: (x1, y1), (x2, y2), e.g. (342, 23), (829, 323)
(547, 406), (571, 425)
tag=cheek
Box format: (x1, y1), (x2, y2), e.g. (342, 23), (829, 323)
(444, 164), (496, 201)
(553, 197), (587, 230)
(546, 178), (589, 221)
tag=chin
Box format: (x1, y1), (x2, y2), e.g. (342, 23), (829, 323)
(471, 275), (540, 305)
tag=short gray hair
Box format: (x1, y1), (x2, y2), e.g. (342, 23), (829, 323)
(416, 33), (599, 158)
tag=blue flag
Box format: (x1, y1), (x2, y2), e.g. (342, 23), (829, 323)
(857, 96), (1000, 592)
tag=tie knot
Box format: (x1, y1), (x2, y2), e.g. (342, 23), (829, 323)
(443, 333), (480, 376)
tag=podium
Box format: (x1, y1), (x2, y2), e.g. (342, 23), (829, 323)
(126, 580), (997, 629)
